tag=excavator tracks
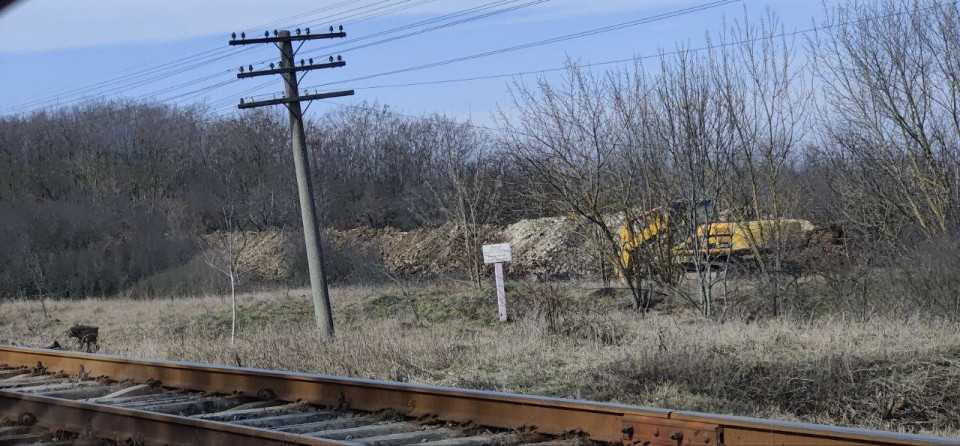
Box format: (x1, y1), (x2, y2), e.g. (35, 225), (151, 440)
(0, 345), (956, 446)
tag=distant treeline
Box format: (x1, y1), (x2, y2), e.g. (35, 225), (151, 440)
(0, 103), (519, 298)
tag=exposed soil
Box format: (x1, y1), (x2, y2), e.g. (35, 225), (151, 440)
(226, 217), (598, 281)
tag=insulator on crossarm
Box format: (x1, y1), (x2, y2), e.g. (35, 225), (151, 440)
(337, 55), (342, 62)
(231, 32), (236, 40)
(239, 98), (244, 104)
(339, 25), (343, 32)
(296, 28), (301, 35)
(273, 29), (278, 37)
(305, 27), (311, 35)
(241, 32), (246, 39)
(270, 63), (275, 69)
(328, 55), (334, 63)
(309, 58), (314, 64)
(329, 26), (334, 33)
(300, 59), (305, 66)
(264, 30), (269, 37)
(248, 65), (253, 72)
(239, 66), (244, 73)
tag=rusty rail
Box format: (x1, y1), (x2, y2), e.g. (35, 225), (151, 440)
(0, 345), (956, 446)
(0, 390), (349, 445)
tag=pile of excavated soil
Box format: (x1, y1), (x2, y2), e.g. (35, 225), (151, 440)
(205, 217), (599, 281)
(202, 229), (292, 282)
(331, 217), (596, 279)
(496, 217), (594, 278)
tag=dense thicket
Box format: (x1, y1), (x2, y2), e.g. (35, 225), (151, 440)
(0, 104), (508, 298)
(498, 0), (960, 317)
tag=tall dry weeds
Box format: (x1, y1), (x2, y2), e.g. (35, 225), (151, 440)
(0, 283), (958, 438)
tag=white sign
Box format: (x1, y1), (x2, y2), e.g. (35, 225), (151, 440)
(482, 243), (512, 264)
(482, 243), (511, 322)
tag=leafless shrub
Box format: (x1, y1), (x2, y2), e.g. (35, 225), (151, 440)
(512, 284), (625, 346)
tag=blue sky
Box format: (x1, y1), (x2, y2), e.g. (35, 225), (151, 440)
(0, 0), (838, 125)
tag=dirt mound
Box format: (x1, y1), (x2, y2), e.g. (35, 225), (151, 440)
(332, 217), (594, 279)
(498, 217), (592, 278)
(204, 217), (596, 281)
(202, 229), (292, 281)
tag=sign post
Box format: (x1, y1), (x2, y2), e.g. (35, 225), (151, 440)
(482, 243), (512, 322)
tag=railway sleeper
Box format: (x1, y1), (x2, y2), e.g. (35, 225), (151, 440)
(109, 393), (197, 408)
(351, 426), (465, 446)
(310, 421), (427, 440)
(231, 409), (348, 428)
(40, 384), (132, 400)
(86, 383), (155, 402)
(279, 414), (384, 434)
(143, 395), (247, 416)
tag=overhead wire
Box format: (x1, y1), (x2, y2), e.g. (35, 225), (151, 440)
(299, 0), (551, 59)
(303, 0), (741, 90)
(4, 0), (367, 113)
(16, 0), (465, 116)
(11, 0), (744, 119)
(5, 0), (415, 115)
(341, 0), (960, 92)
(11, 0), (549, 115)
(206, 0), (555, 110)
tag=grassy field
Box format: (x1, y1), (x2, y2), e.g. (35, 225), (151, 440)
(1, 282), (958, 438)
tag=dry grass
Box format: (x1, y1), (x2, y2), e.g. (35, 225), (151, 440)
(0, 282), (958, 439)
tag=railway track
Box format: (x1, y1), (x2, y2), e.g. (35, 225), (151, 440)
(0, 345), (956, 446)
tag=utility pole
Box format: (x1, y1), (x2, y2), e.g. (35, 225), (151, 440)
(229, 27), (354, 339)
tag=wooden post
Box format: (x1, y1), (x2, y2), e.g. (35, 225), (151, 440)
(482, 243), (512, 323)
(494, 262), (507, 322)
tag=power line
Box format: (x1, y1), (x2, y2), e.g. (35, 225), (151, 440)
(304, 0), (741, 90)
(197, 0), (550, 110)
(343, 0), (960, 92)
(218, 0), (735, 114)
(10, 0), (551, 115)
(242, 0), (538, 69)
(4, 0), (412, 115)
(300, 0), (437, 28)
(15, 0), (455, 116)
(300, 0), (551, 59)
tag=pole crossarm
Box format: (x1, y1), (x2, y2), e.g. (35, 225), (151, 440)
(238, 61), (346, 79)
(238, 90), (355, 109)
(229, 32), (346, 45)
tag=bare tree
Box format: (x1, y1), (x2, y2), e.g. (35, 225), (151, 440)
(652, 48), (734, 318)
(421, 117), (503, 288)
(201, 206), (253, 344)
(810, 0), (960, 246)
(499, 64), (654, 310)
(716, 9), (810, 315)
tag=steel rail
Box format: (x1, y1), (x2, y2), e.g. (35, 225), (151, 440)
(0, 390), (350, 445)
(0, 345), (957, 446)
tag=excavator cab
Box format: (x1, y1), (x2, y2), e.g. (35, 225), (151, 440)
(618, 199), (716, 280)
(666, 200), (716, 246)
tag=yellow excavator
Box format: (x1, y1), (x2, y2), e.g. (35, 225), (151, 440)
(618, 200), (813, 274)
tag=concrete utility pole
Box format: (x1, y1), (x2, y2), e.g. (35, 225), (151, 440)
(229, 28), (354, 339)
